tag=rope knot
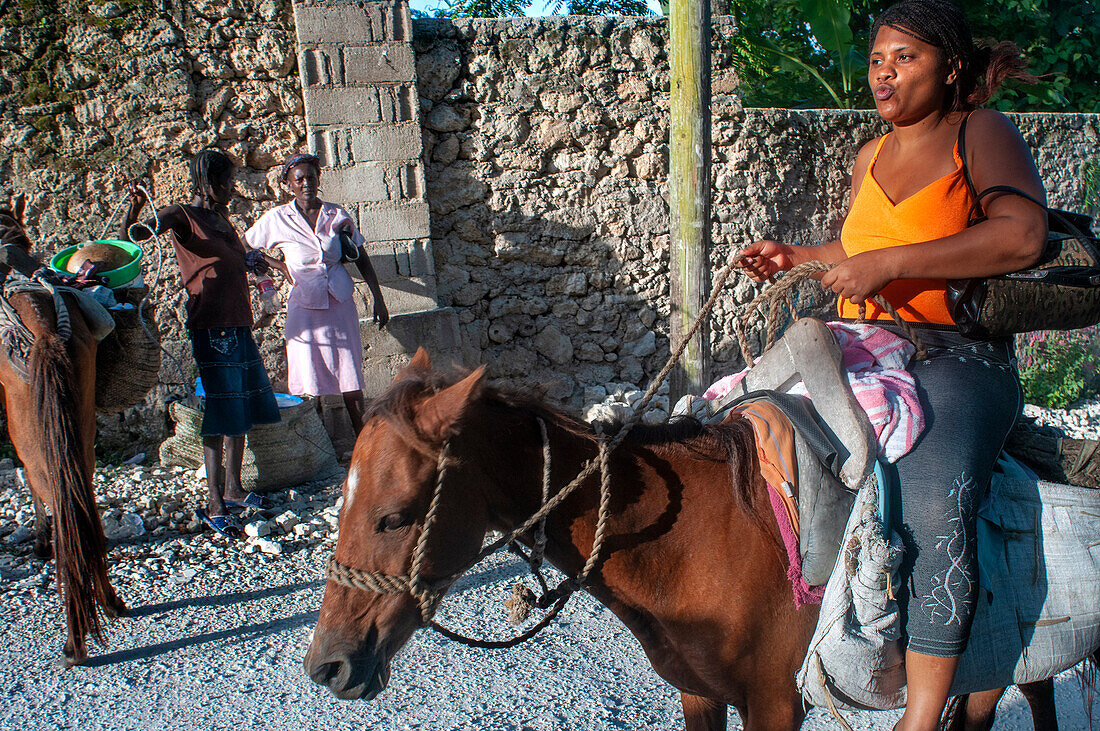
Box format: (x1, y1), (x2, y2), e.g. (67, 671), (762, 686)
(504, 583), (537, 625)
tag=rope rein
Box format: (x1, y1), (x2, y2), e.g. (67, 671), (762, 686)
(326, 254), (927, 648)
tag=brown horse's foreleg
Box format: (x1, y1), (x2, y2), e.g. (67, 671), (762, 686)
(31, 492), (52, 560)
(1019, 678), (1058, 731)
(681, 693), (726, 731)
(942, 690), (999, 731)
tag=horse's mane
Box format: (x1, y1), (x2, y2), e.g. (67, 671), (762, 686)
(0, 206), (32, 252)
(365, 368), (775, 543)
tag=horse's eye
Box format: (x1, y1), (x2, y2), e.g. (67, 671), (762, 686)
(378, 513), (411, 533)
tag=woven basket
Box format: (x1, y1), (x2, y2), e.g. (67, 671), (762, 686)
(159, 399), (342, 492)
(95, 289), (161, 413)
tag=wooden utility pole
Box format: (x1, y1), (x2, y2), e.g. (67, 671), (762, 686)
(669, 0), (712, 402)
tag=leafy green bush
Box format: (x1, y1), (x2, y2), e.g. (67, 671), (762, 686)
(1017, 328), (1100, 408)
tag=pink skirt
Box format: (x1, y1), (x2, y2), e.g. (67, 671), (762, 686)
(285, 293), (364, 396)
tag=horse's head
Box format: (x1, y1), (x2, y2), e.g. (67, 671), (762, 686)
(305, 349), (491, 700)
(0, 194), (32, 252)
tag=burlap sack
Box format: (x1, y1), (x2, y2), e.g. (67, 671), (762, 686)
(95, 291), (160, 413)
(159, 399), (342, 492)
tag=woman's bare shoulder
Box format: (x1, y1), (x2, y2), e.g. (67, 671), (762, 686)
(963, 108), (1043, 198)
(853, 136), (881, 169)
(964, 109), (1027, 148)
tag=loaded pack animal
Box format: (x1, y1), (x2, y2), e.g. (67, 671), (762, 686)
(0, 196), (127, 664)
(305, 349), (1099, 730)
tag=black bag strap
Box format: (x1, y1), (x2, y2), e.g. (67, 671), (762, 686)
(958, 113), (1099, 250)
(957, 112), (982, 220)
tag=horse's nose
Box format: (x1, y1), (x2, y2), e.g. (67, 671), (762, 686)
(304, 644), (382, 700)
(307, 655), (346, 688)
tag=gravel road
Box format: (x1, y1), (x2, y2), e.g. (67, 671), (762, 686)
(1, 403), (1098, 730)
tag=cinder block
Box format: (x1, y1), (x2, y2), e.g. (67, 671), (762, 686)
(311, 128), (354, 167)
(398, 163), (424, 199)
(343, 44), (416, 84)
(320, 164), (387, 206)
(357, 200), (430, 242)
(298, 47), (343, 86)
(378, 84), (417, 124)
(348, 122), (421, 162)
(294, 1), (409, 46)
(362, 242), (400, 280)
(403, 239), (434, 278)
(361, 307), (460, 365)
(302, 86), (381, 126)
(356, 278), (438, 317)
(359, 240), (433, 281)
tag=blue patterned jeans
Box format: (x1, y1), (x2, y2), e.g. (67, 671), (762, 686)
(885, 330), (1022, 657)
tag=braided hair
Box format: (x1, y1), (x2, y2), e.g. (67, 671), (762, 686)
(189, 149), (234, 205)
(870, 0), (1038, 112)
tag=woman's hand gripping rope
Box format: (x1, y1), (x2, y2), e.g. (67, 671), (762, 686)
(732, 258), (927, 362)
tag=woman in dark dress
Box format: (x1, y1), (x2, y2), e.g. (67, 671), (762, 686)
(122, 149), (281, 538)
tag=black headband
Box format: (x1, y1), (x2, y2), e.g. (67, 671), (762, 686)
(281, 153), (321, 181)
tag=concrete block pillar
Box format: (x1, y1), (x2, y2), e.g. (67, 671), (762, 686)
(293, 0), (464, 398)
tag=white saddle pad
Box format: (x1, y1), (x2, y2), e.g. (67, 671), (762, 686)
(798, 459), (1100, 711)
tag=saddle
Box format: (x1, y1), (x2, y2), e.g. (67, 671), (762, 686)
(0, 278), (115, 383)
(706, 318), (879, 587)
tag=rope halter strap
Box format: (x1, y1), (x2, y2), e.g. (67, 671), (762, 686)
(327, 439), (459, 625)
(325, 415), (621, 649)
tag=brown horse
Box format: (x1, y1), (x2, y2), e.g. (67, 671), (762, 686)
(0, 197), (126, 664)
(305, 350), (1094, 729)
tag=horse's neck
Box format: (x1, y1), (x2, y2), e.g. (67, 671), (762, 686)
(476, 411), (767, 607)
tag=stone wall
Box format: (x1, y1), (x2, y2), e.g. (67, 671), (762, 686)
(415, 15), (745, 405)
(1, 6), (1098, 450)
(0, 0), (305, 451)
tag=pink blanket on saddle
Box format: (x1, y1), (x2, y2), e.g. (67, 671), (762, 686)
(704, 322), (924, 463)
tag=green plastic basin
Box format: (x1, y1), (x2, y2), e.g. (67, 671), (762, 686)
(50, 240), (143, 288)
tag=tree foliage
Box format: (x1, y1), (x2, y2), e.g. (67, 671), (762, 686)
(727, 0), (1099, 113)
(966, 0), (1100, 113)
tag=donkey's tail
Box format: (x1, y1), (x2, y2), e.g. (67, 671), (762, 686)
(31, 332), (108, 655)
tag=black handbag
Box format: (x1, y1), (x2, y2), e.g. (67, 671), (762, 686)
(945, 115), (1100, 339)
(339, 230), (364, 282)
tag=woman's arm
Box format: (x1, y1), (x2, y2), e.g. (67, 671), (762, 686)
(736, 137), (879, 283)
(333, 207), (388, 328)
(354, 246), (389, 329)
(243, 212), (294, 283)
(118, 185), (187, 244)
(821, 112), (1047, 303)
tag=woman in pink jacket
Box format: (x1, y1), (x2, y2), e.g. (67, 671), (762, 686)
(246, 153), (388, 435)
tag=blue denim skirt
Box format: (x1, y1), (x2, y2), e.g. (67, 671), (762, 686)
(190, 327), (280, 437)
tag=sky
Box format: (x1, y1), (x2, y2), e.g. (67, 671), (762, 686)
(409, 0), (666, 17)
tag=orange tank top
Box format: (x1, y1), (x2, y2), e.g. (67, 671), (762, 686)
(838, 132), (975, 325)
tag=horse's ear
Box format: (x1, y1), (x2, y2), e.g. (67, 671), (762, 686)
(13, 194), (24, 223)
(397, 348), (432, 381)
(415, 366), (486, 443)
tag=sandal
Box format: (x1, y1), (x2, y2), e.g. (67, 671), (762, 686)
(224, 492), (268, 511)
(195, 508), (242, 539)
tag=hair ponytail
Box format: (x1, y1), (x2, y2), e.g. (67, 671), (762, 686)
(966, 40), (1038, 108)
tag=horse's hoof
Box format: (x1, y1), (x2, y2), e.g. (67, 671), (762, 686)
(105, 601), (129, 619)
(58, 651), (86, 669)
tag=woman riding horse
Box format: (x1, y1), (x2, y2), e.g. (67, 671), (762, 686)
(738, 1), (1046, 726)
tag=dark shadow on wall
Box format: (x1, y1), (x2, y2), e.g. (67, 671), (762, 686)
(413, 19), (677, 414)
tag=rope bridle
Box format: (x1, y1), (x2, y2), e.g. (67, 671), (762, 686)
(324, 258), (926, 648)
